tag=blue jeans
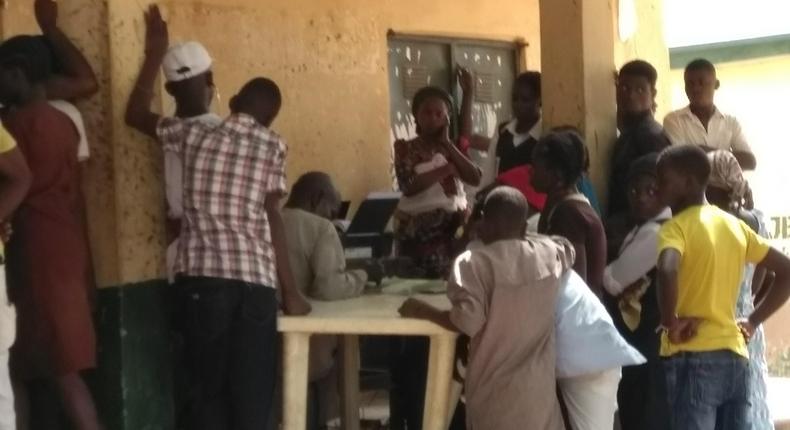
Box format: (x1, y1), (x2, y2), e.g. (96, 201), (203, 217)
(663, 350), (751, 430)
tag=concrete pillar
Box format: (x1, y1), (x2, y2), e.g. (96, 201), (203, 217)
(539, 0), (618, 202)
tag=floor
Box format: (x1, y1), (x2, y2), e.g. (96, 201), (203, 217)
(769, 377), (790, 429)
(322, 378), (790, 429)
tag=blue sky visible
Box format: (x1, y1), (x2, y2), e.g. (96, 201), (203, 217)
(664, 0), (790, 47)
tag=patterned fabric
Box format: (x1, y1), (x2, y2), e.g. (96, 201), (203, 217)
(157, 113), (287, 287)
(394, 208), (464, 279)
(393, 138), (461, 200)
(708, 149), (748, 201)
(736, 214), (774, 430)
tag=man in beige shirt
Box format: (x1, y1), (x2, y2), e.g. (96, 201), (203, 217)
(283, 172), (371, 428)
(400, 186), (573, 430)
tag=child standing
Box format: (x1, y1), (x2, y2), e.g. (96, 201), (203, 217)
(603, 153), (671, 430)
(655, 145), (790, 430)
(400, 186), (573, 430)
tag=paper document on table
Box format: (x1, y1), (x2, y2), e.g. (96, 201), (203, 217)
(378, 277), (446, 295)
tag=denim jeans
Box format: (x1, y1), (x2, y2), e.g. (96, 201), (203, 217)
(174, 276), (278, 430)
(663, 350), (750, 430)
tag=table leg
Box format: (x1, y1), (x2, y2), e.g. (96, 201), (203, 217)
(339, 335), (361, 430)
(282, 332), (311, 430)
(421, 334), (457, 430)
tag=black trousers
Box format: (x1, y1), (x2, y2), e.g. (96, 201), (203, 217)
(174, 276), (278, 430)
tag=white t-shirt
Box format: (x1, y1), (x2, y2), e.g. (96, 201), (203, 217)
(663, 106), (752, 154)
(164, 113), (222, 282)
(49, 100), (90, 161)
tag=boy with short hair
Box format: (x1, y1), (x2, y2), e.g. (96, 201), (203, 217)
(663, 59), (756, 170)
(400, 186), (573, 430)
(609, 60), (671, 218)
(656, 145), (790, 430)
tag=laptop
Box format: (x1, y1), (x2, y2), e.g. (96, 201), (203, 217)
(345, 192), (401, 237)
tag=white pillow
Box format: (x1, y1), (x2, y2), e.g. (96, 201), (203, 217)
(555, 270), (646, 378)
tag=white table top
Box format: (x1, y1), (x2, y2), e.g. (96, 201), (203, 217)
(278, 292), (453, 336)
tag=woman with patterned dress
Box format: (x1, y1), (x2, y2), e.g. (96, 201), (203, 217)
(706, 149), (773, 430)
(393, 80), (480, 279)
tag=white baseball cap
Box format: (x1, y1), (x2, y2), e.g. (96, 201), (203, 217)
(162, 41), (212, 83)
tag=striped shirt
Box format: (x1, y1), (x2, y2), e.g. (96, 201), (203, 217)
(157, 113), (287, 287)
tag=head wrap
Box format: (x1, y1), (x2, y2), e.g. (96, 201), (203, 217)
(707, 150), (748, 201)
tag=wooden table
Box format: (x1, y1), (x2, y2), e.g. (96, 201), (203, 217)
(278, 293), (457, 430)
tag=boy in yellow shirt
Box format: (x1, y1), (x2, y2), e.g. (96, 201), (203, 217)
(655, 145), (790, 430)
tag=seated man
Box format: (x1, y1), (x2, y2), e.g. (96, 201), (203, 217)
(282, 171), (373, 429)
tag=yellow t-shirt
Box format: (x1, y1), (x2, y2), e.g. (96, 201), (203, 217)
(0, 124), (18, 259)
(658, 205), (771, 358)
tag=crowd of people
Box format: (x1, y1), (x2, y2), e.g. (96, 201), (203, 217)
(0, 1), (787, 430)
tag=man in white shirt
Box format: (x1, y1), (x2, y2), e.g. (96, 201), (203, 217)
(663, 59), (756, 170)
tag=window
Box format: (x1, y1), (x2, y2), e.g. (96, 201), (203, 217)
(387, 33), (525, 188)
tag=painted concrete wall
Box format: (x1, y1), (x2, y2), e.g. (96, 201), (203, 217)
(1, 0), (670, 285)
(668, 55), (790, 371)
(3, 0), (541, 284)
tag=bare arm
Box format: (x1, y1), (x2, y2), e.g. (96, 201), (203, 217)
(442, 135), (481, 186)
(35, 0), (98, 101)
(400, 163), (454, 197)
(398, 297), (458, 332)
(457, 67), (474, 141)
(265, 195), (311, 315)
(733, 151), (756, 171)
(124, 5), (169, 139)
(749, 248), (790, 326)
(657, 248), (681, 328)
(0, 148), (31, 221)
(752, 267), (774, 307)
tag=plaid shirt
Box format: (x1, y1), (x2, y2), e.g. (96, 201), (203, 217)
(157, 113), (287, 287)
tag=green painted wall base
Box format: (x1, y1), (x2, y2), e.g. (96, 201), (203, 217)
(93, 281), (174, 430)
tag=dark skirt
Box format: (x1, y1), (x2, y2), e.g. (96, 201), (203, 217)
(394, 208), (465, 279)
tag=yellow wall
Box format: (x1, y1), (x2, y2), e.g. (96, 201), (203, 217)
(668, 54), (790, 365)
(5, 0), (542, 284)
(614, 0), (672, 120)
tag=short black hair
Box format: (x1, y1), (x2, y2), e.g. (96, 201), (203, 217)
(230, 77), (281, 112)
(411, 86), (453, 118)
(514, 71), (541, 99)
(551, 125), (589, 172)
(619, 60), (657, 87)
(685, 58), (716, 75)
(0, 35), (52, 84)
(483, 186), (528, 230)
(534, 130), (587, 186)
(628, 152), (660, 183)
(657, 145), (711, 185)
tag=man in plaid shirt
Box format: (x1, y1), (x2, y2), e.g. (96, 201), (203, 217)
(125, 6), (310, 430)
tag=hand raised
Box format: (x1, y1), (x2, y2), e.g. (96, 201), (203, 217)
(144, 5), (169, 60)
(34, 0), (58, 33)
